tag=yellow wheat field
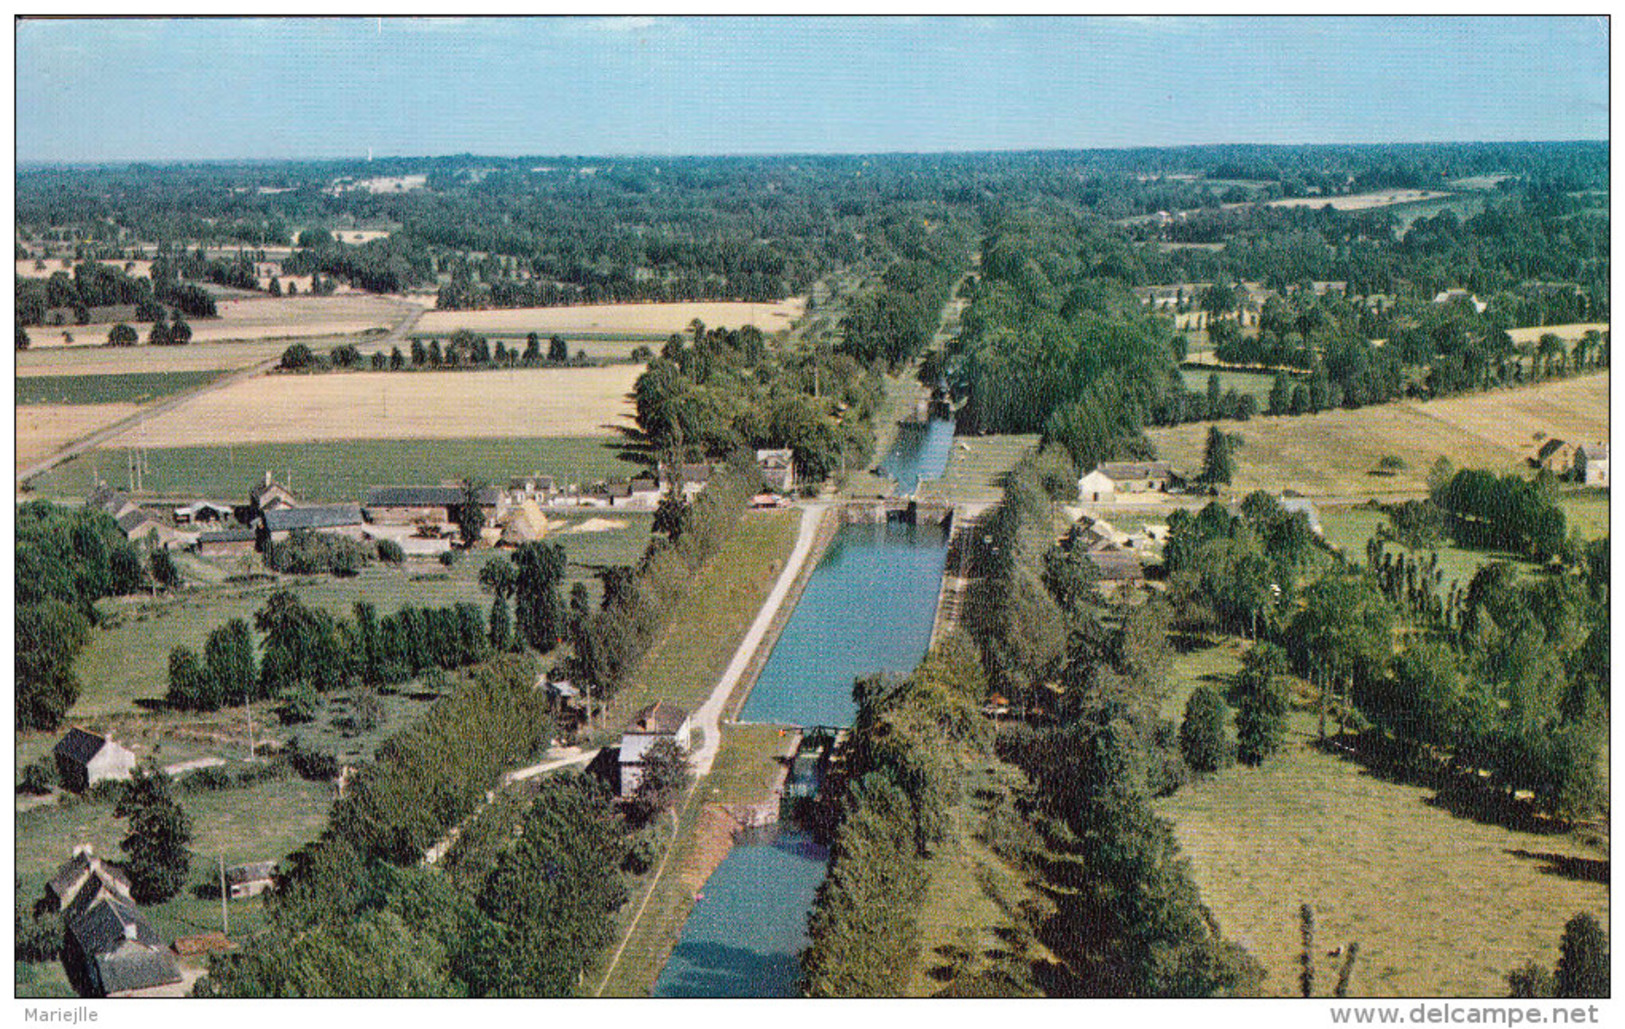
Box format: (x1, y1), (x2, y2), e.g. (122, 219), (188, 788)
(413, 298), (806, 337)
(103, 365), (644, 448)
(17, 404), (144, 470)
(22, 294), (413, 349)
(1266, 189), (1453, 211)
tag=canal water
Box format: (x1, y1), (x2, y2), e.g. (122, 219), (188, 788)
(878, 416), (956, 495)
(652, 423), (955, 997)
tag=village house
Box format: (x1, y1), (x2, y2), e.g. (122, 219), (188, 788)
(362, 485), (503, 525)
(54, 728), (138, 793)
(626, 473), (663, 507)
(49, 846), (182, 998)
(619, 700), (692, 798)
(1575, 443), (1610, 487)
(249, 472), (298, 515)
(508, 474), (558, 504)
(1432, 288), (1488, 314)
(676, 462), (714, 499)
(171, 500), (236, 525)
(193, 526), (259, 558)
(1532, 437), (1576, 473)
(1278, 497), (1324, 536)
(1077, 461), (1176, 503)
(225, 861), (278, 900)
(261, 503), (366, 543)
(86, 483), (140, 521)
(756, 449), (796, 492)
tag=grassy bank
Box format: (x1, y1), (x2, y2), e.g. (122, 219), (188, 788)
(30, 435), (642, 502)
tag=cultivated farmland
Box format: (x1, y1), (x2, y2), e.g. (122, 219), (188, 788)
(103, 364), (644, 448)
(16, 371), (222, 406)
(413, 298), (805, 337)
(1148, 372), (1609, 496)
(23, 294), (412, 349)
(16, 403), (144, 470)
(17, 338), (355, 376)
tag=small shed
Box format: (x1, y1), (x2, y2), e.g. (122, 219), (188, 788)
(225, 860), (278, 900)
(194, 526), (259, 557)
(619, 701), (692, 798)
(54, 728), (138, 793)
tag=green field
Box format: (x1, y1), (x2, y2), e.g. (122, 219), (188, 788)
(30, 436), (644, 502)
(1156, 709), (1609, 997)
(917, 434), (1040, 506)
(1180, 366), (1285, 401)
(606, 509), (801, 729)
(71, 515), (655, 718)
(1390, 193), (1488, 232)
(15, 774), (334, 967)
(16, 371), (223, 406)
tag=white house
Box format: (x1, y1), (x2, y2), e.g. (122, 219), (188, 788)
(1575, 443), (1610, 487)
(618, 701), (692, 798)
(756, 449), (796, 492)
(53, 728), (138, 793)
(1078, 461), (1175, 503)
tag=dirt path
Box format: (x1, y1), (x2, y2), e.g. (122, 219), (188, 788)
(15, 302), (424, 490)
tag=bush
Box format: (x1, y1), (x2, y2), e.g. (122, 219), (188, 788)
(18, 757), (56, 795)
(279, 342), (319, 370)
(376, 539), (404, 564)
(438, 549), (461, 567)
(14, 905), (62, 962)
(277, 684), (319, 725)
(285, 738), (340, 781)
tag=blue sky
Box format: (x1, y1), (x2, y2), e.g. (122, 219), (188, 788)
(15, 16), (1610, 163)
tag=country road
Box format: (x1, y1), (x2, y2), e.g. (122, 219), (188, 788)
(16, 301), (425, 490)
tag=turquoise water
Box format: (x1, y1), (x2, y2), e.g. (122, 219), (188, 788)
(650, 830), (830, 998)
(879, 417), (956, 495)
(738, 520), (949, 728)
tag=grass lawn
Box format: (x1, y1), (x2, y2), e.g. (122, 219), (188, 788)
(30, 435), (643, 502)
(1156, 710), (1609, 997)
(1179, 366), (1284, 401)
(1559, 490), (1610, 540)
(15, 774), (334, 931)
(16, 371), (224, 406)
(607, 510), (801, 728)
(71, 516), (654, 719)
(917, 434), (1039, 506)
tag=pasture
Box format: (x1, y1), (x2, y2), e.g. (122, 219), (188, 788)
(102, 364), (644, 448)
(413, 298), (806, 337)
(1506, 322), (1610, 346)
(70, 513), (656, 718)
(1157, 709), (1609, 997)
(1179, 366), (1282, 401)
(31, 435), (643, 502)
(1148, 373), (1609, 497)
(16, 371), (222, 406)
(1267, 189), (1453, 211)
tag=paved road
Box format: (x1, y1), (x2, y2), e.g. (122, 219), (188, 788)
(688, 501), (829, 775)
(16, 301), (425, 490)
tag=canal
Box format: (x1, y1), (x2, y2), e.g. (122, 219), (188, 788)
(878, 416), (957, 495)
(651, 418), (955, 998)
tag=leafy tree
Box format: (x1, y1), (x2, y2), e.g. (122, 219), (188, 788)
(628, 737), (691, 827)
(16, 599), (90, 730)
(489, 595), (514, 652)
(279, 342), (318, 370)
(1199, 426), (1241, 485)
(478, 556), (517, 598)
(167, 646), (220, 711)
(1179, 686), (1230, 774)
(547, 335), (568, 362)
(512, 542), (567, 652)
(149, 548), (181, 591)
(106, 322), (138, 346)
(1506, 961), (1555, 998)
(1554, 912), (1608, 998)
(116, 766), (193, 903)
(1234, 642), (1289, 766)
(455, 479), (488, 547)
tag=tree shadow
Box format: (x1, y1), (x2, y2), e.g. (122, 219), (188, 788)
(1312, 733), (1571, 837)
(1504, 848), (1609, 884)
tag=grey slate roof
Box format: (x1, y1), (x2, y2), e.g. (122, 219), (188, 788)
(263, 503), (363, 532)
(196, 527), (258, 544)
(116, 509), (153, 534)
(55, 727), (109, 767)
(226, 860), (278, 885)
(69, 894), (161, 955)
(1098, 461), (1174, 480)
(94, 943), (182, 995)
(364, 485), (498, 507)
(86, 484), (133, 516)
(49, 850), (133, 908)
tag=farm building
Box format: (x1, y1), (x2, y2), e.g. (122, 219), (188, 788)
(1432, 289), (1488, 314)
(619, 701), (692, 798)
(86, 483), (140, 521)
(508, 475), (558, 503)
(1532, 438), (1575, 472)
(225, 861), (278, 900)
(756, 449), (796, 492)
(249, 472), (298, 514)
(64, 892), (182, 997)
(362, 485), (502, 524)
(194, 526), (259, 557)
(261, 503), (366, 543)
(673, 461), (715, 499)
(1078, 461), (1175, 502)
(627, 473), (662, 506)
(54, 729), (138, 793)
(172, 500), (236, 525)
(1575, 443), (1609, 487)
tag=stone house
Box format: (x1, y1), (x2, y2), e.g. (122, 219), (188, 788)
(54, 728), (138, 793)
